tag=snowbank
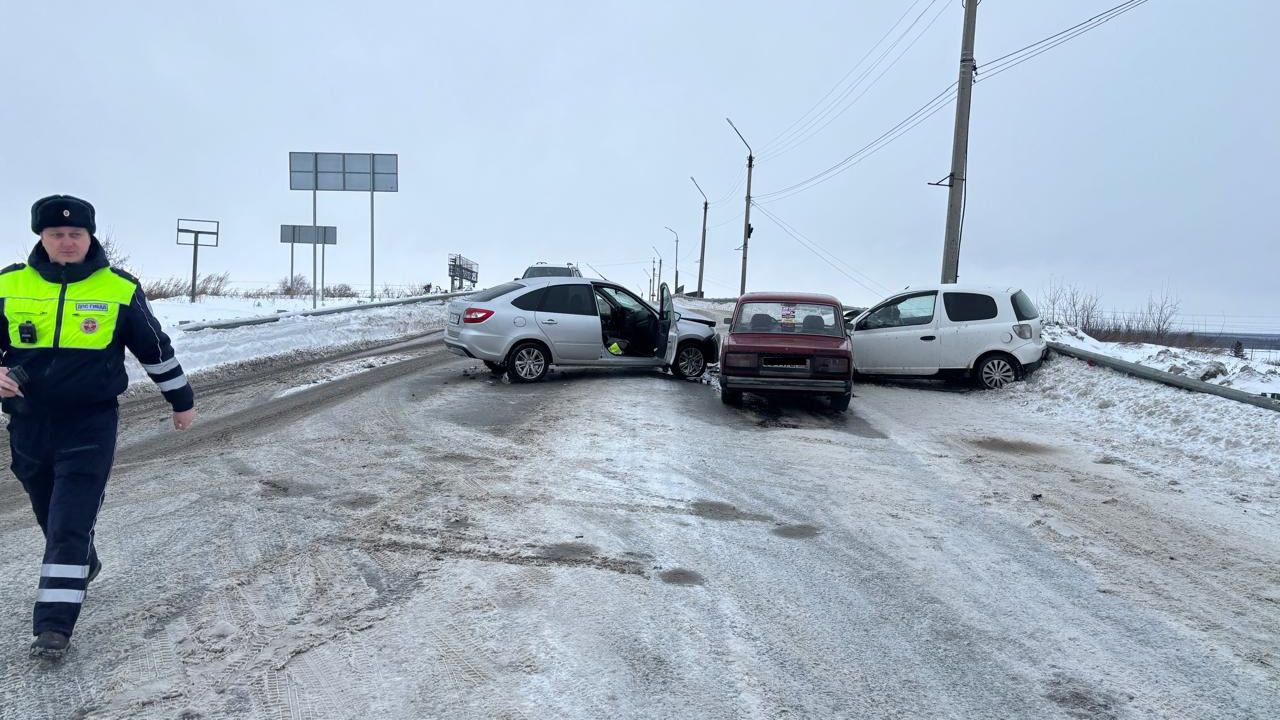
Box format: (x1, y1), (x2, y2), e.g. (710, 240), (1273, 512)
(675, 298), (736, 325)
(988, 355), (1280, 511)
(1044, 324), (1280, 396)
(129, 297), (452, 382)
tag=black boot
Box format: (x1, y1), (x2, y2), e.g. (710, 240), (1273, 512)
(87, 559), (102, 584)
(30, 631), (70, 659)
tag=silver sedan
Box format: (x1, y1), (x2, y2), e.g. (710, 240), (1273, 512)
(445, 279), (718, 383)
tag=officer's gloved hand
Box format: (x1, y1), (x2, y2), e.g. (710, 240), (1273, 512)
(0, 368), (24, 398)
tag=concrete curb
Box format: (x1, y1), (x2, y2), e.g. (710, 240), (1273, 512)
(1048, 341), (1280, 413)
(178, 291), (478, 332)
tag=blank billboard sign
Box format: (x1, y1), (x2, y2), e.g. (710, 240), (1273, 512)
(289, 152), (398, 192)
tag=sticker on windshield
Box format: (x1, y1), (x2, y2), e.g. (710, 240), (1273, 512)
(781, 304), (796, 325)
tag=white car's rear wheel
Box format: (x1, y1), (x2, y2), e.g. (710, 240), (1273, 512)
(977, 355), (1018, 389)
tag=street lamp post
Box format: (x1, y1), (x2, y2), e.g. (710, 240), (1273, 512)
(664, 226), (680, 294)
(650, 245), (664, 294)
(690, 177), (709, 297)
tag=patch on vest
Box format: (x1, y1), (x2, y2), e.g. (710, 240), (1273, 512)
(76, 303), (109, 312)
(81, 318), (99, 334)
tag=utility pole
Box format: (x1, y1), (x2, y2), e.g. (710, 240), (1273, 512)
(650, 258), (656, 301)
(941, 0), (979, 284)
(728, 118), (753, 296)
(690, 177), (709, 297)
(664, 227), (679, 294)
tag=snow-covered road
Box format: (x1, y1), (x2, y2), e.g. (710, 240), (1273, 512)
(0, 350), (1276, 719)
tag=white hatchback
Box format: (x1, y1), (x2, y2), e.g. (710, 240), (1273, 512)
(848, 285), (1047, 389)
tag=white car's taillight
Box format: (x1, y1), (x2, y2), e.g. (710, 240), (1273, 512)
(464, 308), (495, 324)
(1013, 324), (1033, 340)
(725, 353), (757, 369)
(814, 356), (849, 374)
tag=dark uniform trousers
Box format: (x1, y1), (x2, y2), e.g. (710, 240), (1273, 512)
(8, 403), (118, 637)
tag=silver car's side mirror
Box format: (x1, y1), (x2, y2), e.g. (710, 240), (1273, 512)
(723, 317), (733, 325)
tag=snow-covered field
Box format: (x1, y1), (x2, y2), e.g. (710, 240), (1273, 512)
(1045, 323), (1280, 396)
(131, 296), (453, 383)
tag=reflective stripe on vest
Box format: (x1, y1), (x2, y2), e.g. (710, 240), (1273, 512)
(0, 267), (136, 350)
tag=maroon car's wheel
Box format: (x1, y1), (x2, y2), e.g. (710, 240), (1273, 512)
(721, 387), (743, 406)
(830, 393), (851, 412)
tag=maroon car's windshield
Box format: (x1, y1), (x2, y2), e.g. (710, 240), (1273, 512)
(734, 302), (843, 337)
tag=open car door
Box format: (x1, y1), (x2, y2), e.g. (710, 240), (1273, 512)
(658, 283), (680, 367)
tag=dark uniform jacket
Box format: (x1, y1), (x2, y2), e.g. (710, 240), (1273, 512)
(0, 237), (193, 412)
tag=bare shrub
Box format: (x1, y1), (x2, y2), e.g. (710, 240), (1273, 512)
(1038, 278), (1067, 325)
(240, 287), (277, 300)
(276, 274), (312, 297)
(1143, 289), (1181, 339)
(143, 277), (189, 300)
(98, 232), (135, 275)
(144, 273), (230, 300)
(325, 283), (358, 298)
(196, 271), (230, 297)
(1043, 280), (1192, 347)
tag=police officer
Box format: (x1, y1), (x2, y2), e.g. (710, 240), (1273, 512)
(1, 195), (197, 659)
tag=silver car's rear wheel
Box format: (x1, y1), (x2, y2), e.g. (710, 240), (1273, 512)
(673, 343), (707, 379)
(507, 343), (549, 383)
(978, 356), (1017, 389)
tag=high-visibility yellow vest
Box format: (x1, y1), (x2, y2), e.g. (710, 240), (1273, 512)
(0, 265), (136, 350)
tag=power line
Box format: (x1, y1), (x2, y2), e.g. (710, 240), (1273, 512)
(761, 0), (949, 161)
(755, 82), (958, 202)
(751, 202), (888, 298)
(753, 202), (889, 295)
(708, 173), (747, 208)
(979, 0), (1150, 81)
(753, 0), (1154, 204)
(759, 0), (931, 155)
(707, 209), (745, 231)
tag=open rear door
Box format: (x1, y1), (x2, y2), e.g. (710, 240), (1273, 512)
(658, 283), (679, 367)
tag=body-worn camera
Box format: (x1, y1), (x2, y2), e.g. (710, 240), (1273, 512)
(18, 321), (36, 344)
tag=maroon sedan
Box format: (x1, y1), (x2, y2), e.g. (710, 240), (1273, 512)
(719, 292), (854, 411)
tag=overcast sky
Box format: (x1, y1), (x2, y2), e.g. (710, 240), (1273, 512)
(2, 1), (1275, 330)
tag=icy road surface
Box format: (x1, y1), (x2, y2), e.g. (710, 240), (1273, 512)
(0, 351), (1276, 719)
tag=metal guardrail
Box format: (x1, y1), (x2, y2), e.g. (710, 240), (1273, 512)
(1048, 341), (1280, 413)
(179, 290), (477, 332)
